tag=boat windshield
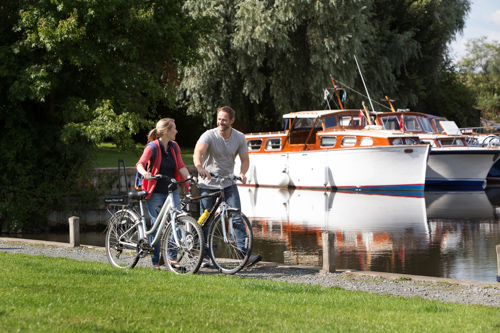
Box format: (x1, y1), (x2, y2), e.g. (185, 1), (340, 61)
(381, 116), (401, 130)
(291, 117), (323, 131)
(323, 116), (337, 128)
(419, 117), (434, 133)
(432, 118), (448, 133)
(403, 116), (422, 131)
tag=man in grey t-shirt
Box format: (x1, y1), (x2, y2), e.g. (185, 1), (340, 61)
(193, 106), (261, 267)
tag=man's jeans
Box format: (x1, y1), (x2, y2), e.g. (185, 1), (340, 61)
(146, 190), (180, 266)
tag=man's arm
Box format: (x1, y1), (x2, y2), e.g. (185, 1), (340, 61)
(193, 141), (211, 179)
(238, 152), (249, 184)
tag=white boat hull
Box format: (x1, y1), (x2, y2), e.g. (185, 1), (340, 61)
(426, 148), (499, 187)
(239, 187), (428, 233)
(241, 145), (429, 191)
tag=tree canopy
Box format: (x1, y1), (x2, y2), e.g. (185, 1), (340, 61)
(179, 0), (472, 131)
(458, 37), (500, 124)
(0, 0), (210, 231)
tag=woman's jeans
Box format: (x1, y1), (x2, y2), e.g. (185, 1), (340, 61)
(199, 184), (247, 256)
(146, 190), (180, 266)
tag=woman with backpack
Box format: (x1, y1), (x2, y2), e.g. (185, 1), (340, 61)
(136, 118), (191, 270)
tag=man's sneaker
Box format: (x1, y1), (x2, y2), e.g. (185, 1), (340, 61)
(245, 254), (262, 268)
(201, 256), (210, 268)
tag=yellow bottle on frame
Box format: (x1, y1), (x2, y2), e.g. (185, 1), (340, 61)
(198, 210), (209, 225)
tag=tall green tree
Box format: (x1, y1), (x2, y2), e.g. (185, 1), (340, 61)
(458, 37), (500, 124)
(180, 0), (374, 131)
(0, 0), (209, 231)
(179, 0), (471, 130)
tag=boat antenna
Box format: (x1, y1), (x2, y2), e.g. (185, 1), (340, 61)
(354, 55), (375, 112)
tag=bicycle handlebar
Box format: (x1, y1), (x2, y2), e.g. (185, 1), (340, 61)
(150, 174), (195, 184)
(209, 173), (242, 182)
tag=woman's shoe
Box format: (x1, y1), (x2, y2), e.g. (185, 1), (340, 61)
(153, 265), (161, 270)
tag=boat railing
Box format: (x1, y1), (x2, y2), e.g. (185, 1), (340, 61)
(459, 126), (500, 148)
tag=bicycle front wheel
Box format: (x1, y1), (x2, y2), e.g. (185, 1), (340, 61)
(105, 209), (140, 269)
(160, 215), (204, 275)
(208, 210), (253, 275)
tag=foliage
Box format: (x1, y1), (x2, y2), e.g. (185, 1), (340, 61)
(412, 60), (478, 127)
(2, 251), (500, 332)
(458, 37), (500, 124)
(179, 0), (471, 131)
(0, 0), (209, 232)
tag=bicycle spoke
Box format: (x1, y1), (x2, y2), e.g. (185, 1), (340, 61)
(161, 215), (204, 274)
(105, 210), (140, 269)
(209, 211), (252, 274)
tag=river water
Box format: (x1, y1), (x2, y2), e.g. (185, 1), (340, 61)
(8, 186), (500, 283)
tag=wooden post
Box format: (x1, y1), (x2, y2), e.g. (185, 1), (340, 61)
(322, 231), (335, 273)
(496, 244), (500, 282)
(69, 216), (80, 247)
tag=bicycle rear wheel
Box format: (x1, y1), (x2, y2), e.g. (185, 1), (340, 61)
(105, 209), (140, 269)
(208, 210), (253, 275)
(160, 215), (204, 274)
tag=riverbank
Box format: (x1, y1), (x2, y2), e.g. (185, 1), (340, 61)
(1, 237), (499, 308)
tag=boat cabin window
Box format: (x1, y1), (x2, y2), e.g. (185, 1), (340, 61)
(320, 136), (337, 147)
(359, 137), (373, 146)
(290, 118), (322, 131)
(323, 116), (337, 128)
(265, 138), (282, 150)
(439, 138), (464, 147)
(381, 116), (401, 130)
(419, 117), (434, 133)
(339, 114), (362, 127)
(403, 116), (421, 131)
(289, 117), (321, 145)
(405, 138), (418, 145)
(247, 139), (263, 151)
(341, 136), (357, 147)
(432, 118), (448, 133)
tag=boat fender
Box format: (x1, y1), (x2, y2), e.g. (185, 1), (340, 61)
(277, 170), (290, 187)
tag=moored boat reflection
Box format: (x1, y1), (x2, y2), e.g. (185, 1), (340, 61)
(239, 187), (500, 282)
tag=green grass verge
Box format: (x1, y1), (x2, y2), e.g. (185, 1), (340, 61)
(94, 143), (194, 168)
(1, 252), (499, 332)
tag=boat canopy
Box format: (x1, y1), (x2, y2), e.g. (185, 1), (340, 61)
(283, 109), (360, 119)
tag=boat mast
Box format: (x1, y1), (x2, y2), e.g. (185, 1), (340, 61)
(354, 55), (375, 112)
(382, 96), (396, 112)
(329, 74), (344, 110)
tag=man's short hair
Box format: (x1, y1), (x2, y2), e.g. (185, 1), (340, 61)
(218, 106), (235, 119)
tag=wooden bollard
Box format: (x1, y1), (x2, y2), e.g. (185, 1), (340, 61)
(497, 244), (500, 282)
(69, 216), (80, 247)
(322, 231), (336, 273)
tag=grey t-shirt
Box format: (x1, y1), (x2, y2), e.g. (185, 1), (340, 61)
(198, 128), (248, 189)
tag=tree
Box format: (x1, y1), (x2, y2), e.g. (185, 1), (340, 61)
(180, 0), (374, 132)
(179, 0), (471, 130)
(458, 37), (500, 124)
(0, 0), (210, 231)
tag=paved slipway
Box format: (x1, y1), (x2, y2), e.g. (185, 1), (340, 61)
(1, 237), (500, 308)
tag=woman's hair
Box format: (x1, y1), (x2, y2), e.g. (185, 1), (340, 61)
(147, 118), (175, 142)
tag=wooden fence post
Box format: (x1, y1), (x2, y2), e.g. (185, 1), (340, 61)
(322, 231), (335, 273)
(496, 244), (500, 282)
(69, 216), (80, 247)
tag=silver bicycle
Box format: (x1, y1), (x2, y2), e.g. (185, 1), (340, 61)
(105, 176), (204, 274)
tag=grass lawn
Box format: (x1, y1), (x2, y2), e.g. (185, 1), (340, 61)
(94, 143), (195, 168)
(1, 252), (499, 332)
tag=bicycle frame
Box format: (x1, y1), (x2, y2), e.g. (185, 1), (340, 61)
(185, 176), (241, 243)
(117, 190), (190, 251)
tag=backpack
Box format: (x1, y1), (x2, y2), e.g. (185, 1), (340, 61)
(135, 142), (157, 190)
